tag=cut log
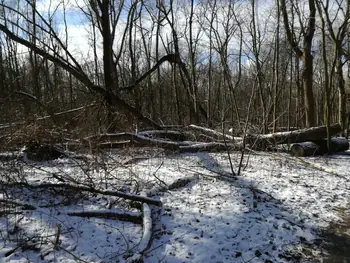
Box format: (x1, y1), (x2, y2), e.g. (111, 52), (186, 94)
(290, 142), (322, 157)
(246, 124), (342, 150)
(291, 137), (349, 157)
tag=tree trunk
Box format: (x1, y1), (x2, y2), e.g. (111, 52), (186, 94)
(302, 53), (316, 127)
(279, 0), (316, 127)
(291, 137), (349, 157)
(245, 124), (342, 149)
(336, 58), (346, 136)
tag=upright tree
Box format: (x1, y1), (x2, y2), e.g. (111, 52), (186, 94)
(317, 0), (350, 136)
(280, 0), (316, 127)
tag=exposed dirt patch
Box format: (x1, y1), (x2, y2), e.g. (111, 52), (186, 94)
(320, 209), (350, 263)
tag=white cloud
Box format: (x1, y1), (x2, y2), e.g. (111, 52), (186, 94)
(36, 0), (86, 13)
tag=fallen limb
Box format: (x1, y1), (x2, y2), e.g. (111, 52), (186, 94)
(167, 175), (200, 190)
(124, 191), (153, 263)
(4, 236), (39, 257)
(2, 182), (162, 206)
(122, 174), (200, 263)
(147, 174), (200, 197)
(0, 199), (37, 210)
(180, 167), (236, 183)
(67, 210), (142, 224)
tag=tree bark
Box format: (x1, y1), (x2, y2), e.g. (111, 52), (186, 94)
(291, 137), (349, 156)
(68, 210), (142, 224)
(179, 142), (242, 153)
(279, 0), (316, 127)
(186, 124), (234, 141)
(2, 182), (162, 206)
(245, 124), (342, 149)
(0, 10), (163, 130)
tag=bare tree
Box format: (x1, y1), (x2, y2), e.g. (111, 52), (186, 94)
(316, 0), (332, 152)
(280, 0), (316, 127)
(317, 0), (350, 136)
(0, 0), (164, 129)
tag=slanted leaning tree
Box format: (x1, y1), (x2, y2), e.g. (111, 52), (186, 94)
(0, 0), (188, 130)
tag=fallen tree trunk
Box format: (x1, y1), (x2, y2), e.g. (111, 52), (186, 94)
(85, 132), (244, 152)
(291, 137), (349, 157)
(68, 210), (142, 224)
(186, 124), (234, 141)
(179, 142), (242, 153)
(137, 130), (194, 141)
(85, 132), (192, 150)
(124, 175), (200, 263)
(2, 182), (162, 206)
(0, 199), (37, 210)
(123, 191), (153, 263)
(246, 124), (342, 150)
(268, 127), (299, 133)
(99, 141), (133, 149)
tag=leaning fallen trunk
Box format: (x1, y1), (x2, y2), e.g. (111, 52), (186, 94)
(246, 124), (342, 150)
(137, 130), (194, 141)
(186, 124), (234, 141)
(290, 137), (349, 157)
(85, 132), (192, 150)
(179, 142), (242, 153)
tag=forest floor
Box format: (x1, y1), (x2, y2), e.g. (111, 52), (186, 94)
(0, 148), (349, 263)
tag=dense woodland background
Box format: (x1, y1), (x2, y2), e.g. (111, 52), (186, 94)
(0, 0), (349, 148)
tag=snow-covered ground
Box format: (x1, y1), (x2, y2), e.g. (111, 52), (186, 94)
(1, 149), (349, 262)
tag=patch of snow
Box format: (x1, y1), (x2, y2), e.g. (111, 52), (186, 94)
(1, 150), (349, 262)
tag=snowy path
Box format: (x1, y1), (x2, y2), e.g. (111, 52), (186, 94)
(144, 152), (350, 263)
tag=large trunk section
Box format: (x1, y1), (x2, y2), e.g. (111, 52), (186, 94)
(291, 137), (349, 157)
(245, 124), (342, 150)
